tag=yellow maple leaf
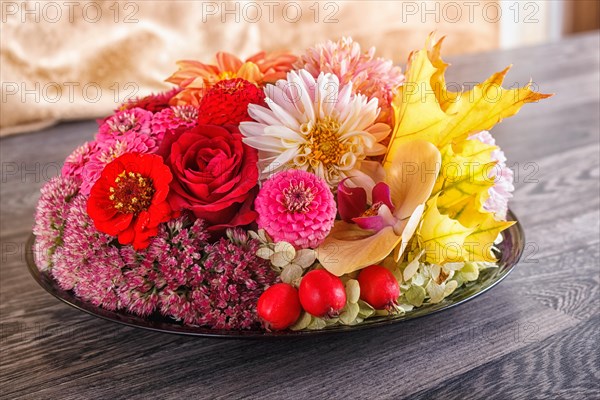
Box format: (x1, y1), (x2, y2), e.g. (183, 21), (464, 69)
(418, 195), (474, 264)
(384, 34), (552, 167)
(441, 194), (516, 262)
(433, 138), (497, 211)
(463, 213), (516, 262)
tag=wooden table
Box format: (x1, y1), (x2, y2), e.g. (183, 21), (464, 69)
(1, 32), (599, 399)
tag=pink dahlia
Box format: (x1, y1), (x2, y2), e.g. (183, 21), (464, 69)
(150, 105), (198, 143)
(96, 108), (153, 142)
(254, 169), (336, 249)
(61, 141), (98, 181)
(79, 132), (159, 195)
(296, 37), (404, 125)
(469, 131), (515, 220)
(32, 176), (80, 270)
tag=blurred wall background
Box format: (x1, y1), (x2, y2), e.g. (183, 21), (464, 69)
(1, 0), (598, 136)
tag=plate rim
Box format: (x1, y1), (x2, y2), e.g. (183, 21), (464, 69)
(25, 210), (525, 339)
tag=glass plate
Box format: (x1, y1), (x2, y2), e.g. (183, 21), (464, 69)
(25, 210), (525, 338)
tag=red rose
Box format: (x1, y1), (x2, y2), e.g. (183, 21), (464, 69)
(87, 153), (174, 250)
(158, 124), (259, 231)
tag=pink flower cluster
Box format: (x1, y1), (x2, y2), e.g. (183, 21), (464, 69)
(32, 176), (80, 270)
(36, 188), (278, 328)
(61, 105), (200, 195)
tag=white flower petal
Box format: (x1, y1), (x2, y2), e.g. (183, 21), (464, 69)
(263, 125), (305, 143)
(239, 122), (266, 138)
(261, 149), (297, 173)
(269, 101), (301, 131)
(248, 104), (280, 126)
(243, 137), (285, 152)
(269, 84), (302, 120)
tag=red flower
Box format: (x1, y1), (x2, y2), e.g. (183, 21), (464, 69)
(197, 78), (265, 126)
(87, 153), (173, 250)
(119, 88), (181, 113)
(158, 124), (259, 232)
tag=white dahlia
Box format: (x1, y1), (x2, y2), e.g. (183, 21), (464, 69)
(239, 70), (391, 187)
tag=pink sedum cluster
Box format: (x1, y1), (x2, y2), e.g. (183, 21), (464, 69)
(32, 176), (80, 270)
(254, 169), (337, 249)
(38, 191), (278, 327)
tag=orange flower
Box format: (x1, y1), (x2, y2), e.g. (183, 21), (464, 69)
(166, 51), (297, 107)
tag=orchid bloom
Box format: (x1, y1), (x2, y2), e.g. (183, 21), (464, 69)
(316, 140), (441, 276)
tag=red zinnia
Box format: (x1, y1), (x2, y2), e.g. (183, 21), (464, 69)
(87, 153), (173, 250)
(119, 88), (181, 114)
(197, 78), (265, 126)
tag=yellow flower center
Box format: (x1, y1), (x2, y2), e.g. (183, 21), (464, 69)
(305, 118), (346, 167)
(217, 70), (238, 81)
(361, 202), (383, 217)
(109, 170), (155, 215)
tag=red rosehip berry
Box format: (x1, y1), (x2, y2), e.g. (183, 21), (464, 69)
(357, 265), (400, 310)
(257, 283), (302, 331)
(299, 270), (346, 318)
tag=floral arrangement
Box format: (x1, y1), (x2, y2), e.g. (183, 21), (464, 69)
(33, 35), (550, 331)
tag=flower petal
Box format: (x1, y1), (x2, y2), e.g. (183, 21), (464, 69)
(372, 182), (394, 210)
(353, 203), (396, 231)
(317, 222), (401, 276)
(337, 178), (367, 222)
(386, 140), (441, 219)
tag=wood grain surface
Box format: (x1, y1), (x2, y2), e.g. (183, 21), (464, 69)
(1, 32), (599, 400)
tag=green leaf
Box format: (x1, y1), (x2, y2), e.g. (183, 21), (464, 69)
(456, 261), (479, 282)
(357, 300), (375, 318)
(280, 264), (303, 284)
(340, 302), (360, 325)
(307, 317), (327, 330)
(405, 285), (426, 307)
(345, 279), (361, 304)
(289, 312), (311, 331)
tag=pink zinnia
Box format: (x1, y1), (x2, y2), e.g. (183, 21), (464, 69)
(61, 141), (98, 181)
(150, 105), (198, 143)
(96, 108), (153, 142)
(79, 132), (159, 195)
(254, 169), (336, 249)
(296, 37), (404, 125)
(469, 131), (515, 220)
